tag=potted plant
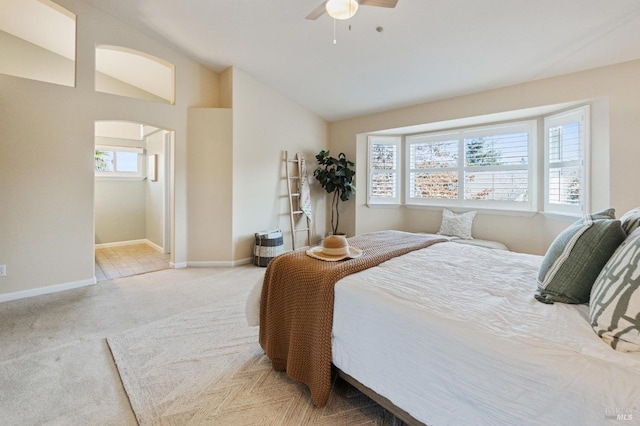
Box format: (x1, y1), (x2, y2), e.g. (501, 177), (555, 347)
(313, 150), (356, 235)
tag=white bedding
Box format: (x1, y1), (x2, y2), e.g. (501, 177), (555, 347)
(332, 242), (640, 425)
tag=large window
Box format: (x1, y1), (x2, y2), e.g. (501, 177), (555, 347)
(368, 136), (401, 205)
(405, 121), (536, 211)
(544, 106), (590, 216)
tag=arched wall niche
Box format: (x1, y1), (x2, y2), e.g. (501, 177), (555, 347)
(95, 45), (176, 104)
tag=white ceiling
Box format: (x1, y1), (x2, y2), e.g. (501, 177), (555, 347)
(81, 0), (640, 122)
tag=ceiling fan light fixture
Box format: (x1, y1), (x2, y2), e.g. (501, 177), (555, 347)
(326, 0), (359, 20)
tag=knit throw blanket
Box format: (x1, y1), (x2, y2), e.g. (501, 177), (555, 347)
(259, 230), (445, 407)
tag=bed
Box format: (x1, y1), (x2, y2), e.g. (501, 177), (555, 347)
(249, 230), (640, 425)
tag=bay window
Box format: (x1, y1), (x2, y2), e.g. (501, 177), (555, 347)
(366, 107), (590, 217)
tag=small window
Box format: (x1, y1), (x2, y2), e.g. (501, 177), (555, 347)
(544, 106), (590, 216)
(95, 145), (144, 178)
(368, 136), (401, 205)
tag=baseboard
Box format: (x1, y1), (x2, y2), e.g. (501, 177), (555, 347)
(95, 239), (148, 249)
(0, 278), (97, 303)
(186, 258), (254, 268)
(144, 239), (164, 253)
(188, 261), (232, 267)
(96, 239), (166, 253)
(171, 261), (188, 269)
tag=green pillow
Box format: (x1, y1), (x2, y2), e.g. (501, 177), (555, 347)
(536, 209), (626, 304)
(590, 228), (640, 351)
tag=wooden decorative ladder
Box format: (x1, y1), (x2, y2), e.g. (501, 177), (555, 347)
(285, 151), (311, 250)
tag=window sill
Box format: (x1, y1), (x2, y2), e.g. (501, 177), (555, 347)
(95, 175), (146, 181)
(404, 204), (538, 217)
(367, 203), (402, 209)
(541, 212), (581, 222)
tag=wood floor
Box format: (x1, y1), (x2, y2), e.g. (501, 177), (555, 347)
(95, 243), (170, 281)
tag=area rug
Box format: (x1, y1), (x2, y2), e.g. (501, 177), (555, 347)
(107, 295), (402, 425)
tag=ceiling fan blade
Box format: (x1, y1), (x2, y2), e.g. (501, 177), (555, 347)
(306, 1), (328, 20)
(359, 0), (399, 8)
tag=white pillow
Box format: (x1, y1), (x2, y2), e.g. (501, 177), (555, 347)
(437, 209), (476, 240)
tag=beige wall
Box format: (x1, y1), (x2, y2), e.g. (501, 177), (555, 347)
(230, 68), (328, 261)
(95, 71), (167, 103)
(328, 60), (640, 255)
(186, 69), (329, 265)
(187, 108), (234, 263)
(95, 181), (147, 244)
(145, 131), (166, 249)
(0, 30), (75, 87)
(219, 68), (233, 109)
(0, 0), (219, 299)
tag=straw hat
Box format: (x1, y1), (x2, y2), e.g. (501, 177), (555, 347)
(306, 235), (363, 261)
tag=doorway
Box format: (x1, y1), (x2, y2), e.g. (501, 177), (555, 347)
(94, 121), (174, 281)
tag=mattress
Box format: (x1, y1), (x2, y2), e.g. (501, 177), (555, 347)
(332, 242), (640, 425)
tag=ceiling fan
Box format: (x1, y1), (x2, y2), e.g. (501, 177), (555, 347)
(306, 0), (399, 20)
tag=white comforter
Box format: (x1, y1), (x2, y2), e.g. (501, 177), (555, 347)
(332, 242), (640, 425)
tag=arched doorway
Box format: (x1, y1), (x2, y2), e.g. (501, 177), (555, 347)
(93, 120), (174, 281)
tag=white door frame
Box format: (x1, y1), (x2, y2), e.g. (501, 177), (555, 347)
(163, 130), (173, 255)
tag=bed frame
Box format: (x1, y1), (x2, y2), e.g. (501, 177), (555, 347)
(335, 367), (423, 426)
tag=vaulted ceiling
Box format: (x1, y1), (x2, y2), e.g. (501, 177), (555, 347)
(83, 0), (640, 121)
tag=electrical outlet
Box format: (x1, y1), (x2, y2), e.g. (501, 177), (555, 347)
(0, 265), (6, 277)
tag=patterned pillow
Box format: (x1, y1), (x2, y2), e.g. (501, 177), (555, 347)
(590, 228), (640, 351)
(536, 209), (625, 304)
(438, 209), (476, 240)
(620, 208), (640, 235)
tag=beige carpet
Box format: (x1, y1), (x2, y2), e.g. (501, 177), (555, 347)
(107, 294), (403, 425)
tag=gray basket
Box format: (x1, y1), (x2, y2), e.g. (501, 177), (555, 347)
(253, 230), (284, 267)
